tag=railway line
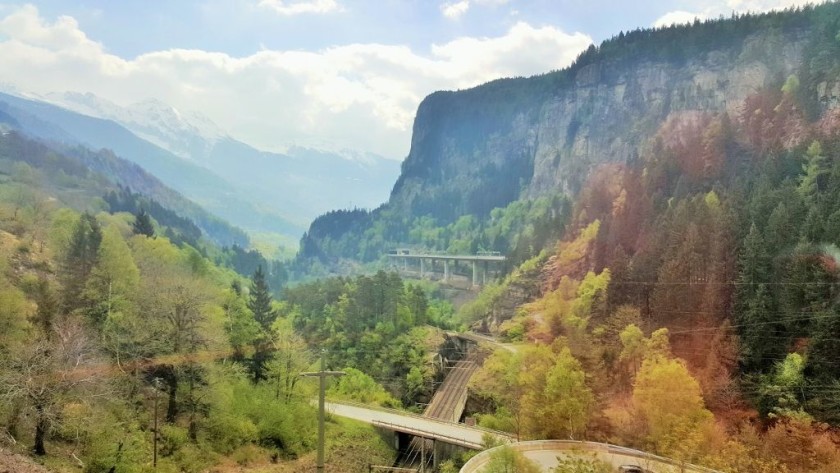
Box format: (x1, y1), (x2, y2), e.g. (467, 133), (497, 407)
(423, 355), (478, 422)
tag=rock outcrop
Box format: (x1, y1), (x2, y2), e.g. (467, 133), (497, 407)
(390, 24), (814, 222)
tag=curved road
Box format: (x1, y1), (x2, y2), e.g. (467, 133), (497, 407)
(460, 440), (722, 473)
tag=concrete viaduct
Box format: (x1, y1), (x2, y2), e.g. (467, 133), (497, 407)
(387, 250), (505, 286)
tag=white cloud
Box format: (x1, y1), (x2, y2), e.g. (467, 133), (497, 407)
(0, 5), (590, 159)
(654, 0), (823, 28)
(432, 22), (592, 83)
(440, 0), (510, 20)
(653, 10), (706, 27)
(441, 1), (470, 20)
(257, 0), (341, 15)
(724, 0), (819, 12)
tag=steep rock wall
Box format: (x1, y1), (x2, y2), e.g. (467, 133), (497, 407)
(390, 28), (810, 222)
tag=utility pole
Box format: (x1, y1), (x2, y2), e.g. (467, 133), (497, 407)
(152, 378), (162, 468)
(301, 351), (345, 473)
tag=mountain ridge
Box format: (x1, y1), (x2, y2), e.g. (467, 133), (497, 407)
(300, 3), (840, 268)
(5, 90), (402, 234)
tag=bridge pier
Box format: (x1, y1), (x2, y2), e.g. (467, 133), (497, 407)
(387, 252), (506, 288)
(472, 261), (478, 287)
(433, 440), (439, 471)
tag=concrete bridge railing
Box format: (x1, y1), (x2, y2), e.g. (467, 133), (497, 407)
(459, 440), (722, 473)
(387, 252), (505, 286)
(324, 399), (514, 445)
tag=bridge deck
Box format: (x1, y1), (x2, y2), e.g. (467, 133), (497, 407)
(388, 253), (505, 262)
(325, 401), (513, 449)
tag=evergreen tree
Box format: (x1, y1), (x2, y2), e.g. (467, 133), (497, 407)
(765, 202), (796, 253)
(739, 283), (781, 371)
(61, 212), (103, 312)
(736, 224), (778, 371)
(248, 266), (277, 331)
(798, 140), (828, 203)
(738, 224), (772, 286)
(132, 209), (155, 237)
(248, 266), (277, 382)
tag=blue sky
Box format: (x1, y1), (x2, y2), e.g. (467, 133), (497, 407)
(0, 0), (821, 158)
(22, 1), (675, 58)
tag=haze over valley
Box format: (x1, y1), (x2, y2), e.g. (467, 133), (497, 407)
(2, 2), (840, 473)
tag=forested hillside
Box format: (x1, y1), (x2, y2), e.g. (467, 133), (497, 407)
(0, 93), (304, 239)
(295, 4), (840, 472)
(0, 130), (457, 471)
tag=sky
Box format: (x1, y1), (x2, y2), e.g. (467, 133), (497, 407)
(0, 0), (824, 159)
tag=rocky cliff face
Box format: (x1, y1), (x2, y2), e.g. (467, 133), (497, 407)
(528, 32), (808, 197)
(390, 24), (813, 222)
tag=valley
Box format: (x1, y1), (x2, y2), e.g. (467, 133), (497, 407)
(2, 2), (840, 473)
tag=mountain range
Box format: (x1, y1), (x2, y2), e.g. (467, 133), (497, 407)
(0, 90), (401, 245)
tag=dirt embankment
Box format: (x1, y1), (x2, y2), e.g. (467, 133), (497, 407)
(0, 448), (51, 473)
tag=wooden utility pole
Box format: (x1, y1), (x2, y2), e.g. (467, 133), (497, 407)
(152, 378), (162, 468)
(301, 351), (344, 473)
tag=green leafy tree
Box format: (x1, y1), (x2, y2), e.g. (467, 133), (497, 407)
(619, 324), (646, 378)
(757, 353), (809, 420)
(222, 286), (259, 359)
(484, 446), (541, 473)
(265, 318), (311, 402)
(553, 454), (613, 473)
(539, 347), (594, 439)
(83, 225), (140, 326)
(0, 284), (32, 353)
(632, 355), (714, 461)
(326, 367), (399, 407)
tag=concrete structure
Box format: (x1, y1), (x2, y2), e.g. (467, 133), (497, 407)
(460, 440), (722, 473)
(387, 251), (505, 287)
(325, 401), (513, 449)
(446, 331), (519, 353)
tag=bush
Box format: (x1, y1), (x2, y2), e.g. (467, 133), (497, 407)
(204, 413), (258, 454)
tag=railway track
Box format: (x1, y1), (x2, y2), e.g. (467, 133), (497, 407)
(423, 354), (478, 422)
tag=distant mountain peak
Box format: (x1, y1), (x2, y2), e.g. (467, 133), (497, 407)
(39, 91), (226, 160)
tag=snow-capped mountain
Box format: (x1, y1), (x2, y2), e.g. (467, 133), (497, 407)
(42, 92), (224, 160)
(1, 90), (401, 237)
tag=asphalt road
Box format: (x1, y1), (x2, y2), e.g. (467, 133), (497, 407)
(325, 401), (513, 448)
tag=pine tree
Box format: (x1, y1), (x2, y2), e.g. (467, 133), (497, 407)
(798, 140), (828, 203)
(248, 265), (278, 381)
(738, 223), (772, 286)
(736, 224), (778, 371)
(132, 209), (155, 237)
(248, 266), (277, 331)
(61, 212), (102, 312)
